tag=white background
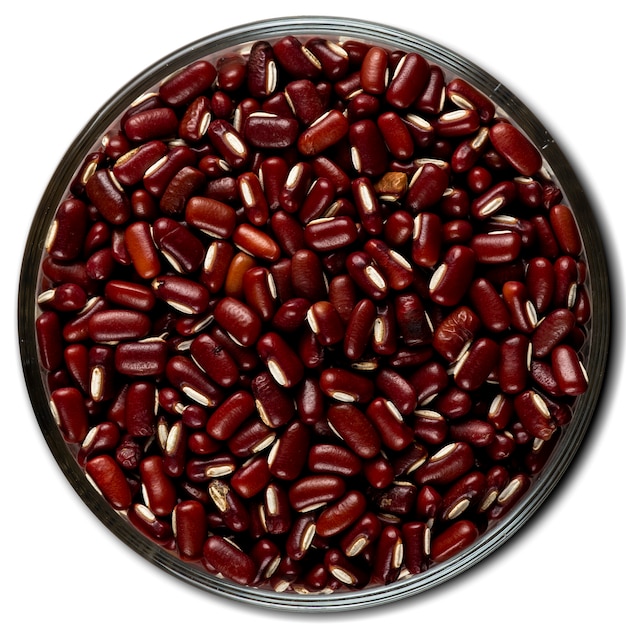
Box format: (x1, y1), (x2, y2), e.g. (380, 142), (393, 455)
(3, 1), (623, 624)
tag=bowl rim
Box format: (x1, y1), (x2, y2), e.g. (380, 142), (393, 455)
(17, 15), (612, 611)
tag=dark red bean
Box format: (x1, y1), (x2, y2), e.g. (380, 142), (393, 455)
(489, 121), (542, 176)
(432, 305), (481, 363)
(349, 119), (389, 177)
(453, 337), (499, 391)
(326, 403), (381, 459)
(429, 245), (476, 307)
(414, 442), (475, 486)
(34, 33), (594, 594)
(431, 520), (479, 563)
(447, 78), (495, 123)
(298, 110), (349, 156)
(405, 162), (449, 212)
(50, 387), (89, 444)
(385, 52), (429, 109)
(202, 536), (256, 586)
(251, 371), (296, 429)
(114, 340), (167, 378)
(86, 455), (132, 510)
(152, 217), (205, 274)
(257, 331), (305, 388)
(173, 500), (207, 561)
(320, 368), (375, 404)
(551, 344), (588, 395)
(159, 60), (217, 106)
(46, 198), (88, 261)
(498, 334), (530, 395)
(36, 310), (64, 371)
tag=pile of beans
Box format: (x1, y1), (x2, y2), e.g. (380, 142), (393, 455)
(35, 33), (591, 592)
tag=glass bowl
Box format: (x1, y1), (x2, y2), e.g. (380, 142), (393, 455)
(17, 15), (611, 611)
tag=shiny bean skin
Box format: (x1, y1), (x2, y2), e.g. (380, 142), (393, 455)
(414, 442), (475, 486)
(489, 121), (542, 176)
(35, 33), (594, 594)
(551, 344), (589, 395)
(326, 403), (381, 459)
(385, 52), (429, 109)
(429, 245), (476, 307)
(86, 454), (133, 510)
(88, 309), (151, 343)
(46, 198), (88, 261)
(50, 386), (89, 443)
(430, 520), (479, 563)
(203, 536), (256, 586)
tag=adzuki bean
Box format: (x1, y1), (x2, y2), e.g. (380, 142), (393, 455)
(35, 32), (592, 594)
